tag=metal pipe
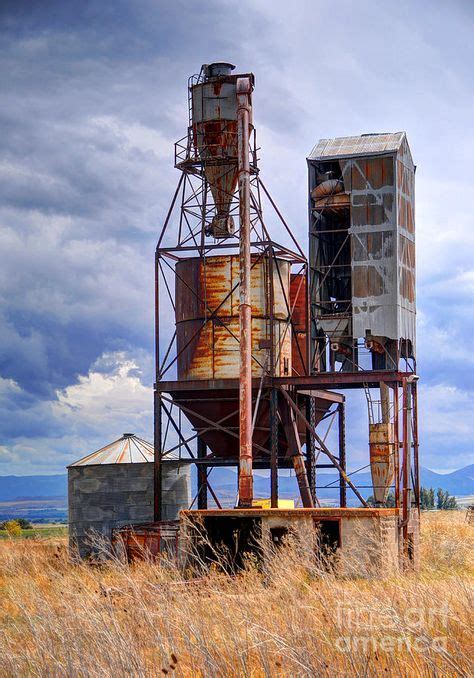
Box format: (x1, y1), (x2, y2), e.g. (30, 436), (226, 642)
(413, 381), (420, 515)
(401, 378), (411, 557)
(292, 451), (314, 508)
(338, 402), (346, 507)
(154, 250), (162, 521)
(393, 384), (400, 508)
(237, 76), (253, 507)
(380, 382), (390, 424)
(153, 392), (162, 521)
(270, 388), (278, 507)
(269, 245), (278, 508)
(305, 397), (316, 504)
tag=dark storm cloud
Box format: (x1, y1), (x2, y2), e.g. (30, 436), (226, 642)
(0, 0), (473, 472)
(0, 0), (277, 402)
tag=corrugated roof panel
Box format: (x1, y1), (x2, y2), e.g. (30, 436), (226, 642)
(308, 132), (406, 160)
(69, 433), (180, 466)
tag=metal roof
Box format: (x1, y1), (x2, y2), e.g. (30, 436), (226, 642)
(308, 132), (406, 161)
(69, 433), (179, 467)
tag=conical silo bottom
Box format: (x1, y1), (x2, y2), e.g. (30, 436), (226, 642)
(168, 387), (332, 467)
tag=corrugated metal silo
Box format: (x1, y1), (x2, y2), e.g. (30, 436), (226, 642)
(68, 433), (190, 558)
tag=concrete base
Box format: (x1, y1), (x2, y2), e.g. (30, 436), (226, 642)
(180, 508), (413, 577)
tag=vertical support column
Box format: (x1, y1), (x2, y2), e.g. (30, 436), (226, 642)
(237, 76), (254, 508)
(269, 245), (278, 509)
(305, 261), (311, 376)
(338, 402), (347, 508)
(412, 381), (420, 515)
(154, 250), (162, 522)
(380, 382), (390, 423)
(154, 391), (162, 521)
(305, 397), (316, 504)
(270, 388), (278, 508)
(401, 378), (412, 558)
(197, 438), (207, 510)
(393, 384), (400, 508)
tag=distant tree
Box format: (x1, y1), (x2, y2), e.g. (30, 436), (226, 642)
(366, 491), (395, 507)
(420, 487), (435, 510)
(17, 519), (33, 529)
(428, 488), (435, 509)
(2, 520), (22, 536)
(0, 518), (32, 531)
(366, 487), (457, 510)
(436, 488), (458, 510)
(420, 487), (427, 509)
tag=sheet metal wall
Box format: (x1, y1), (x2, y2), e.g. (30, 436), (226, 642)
(308, 135), (415, 354)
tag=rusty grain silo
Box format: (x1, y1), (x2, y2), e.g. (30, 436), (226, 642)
(155, 62), (330, 515)
(190, 62), (244, 238)
(175, 255), (292, 381)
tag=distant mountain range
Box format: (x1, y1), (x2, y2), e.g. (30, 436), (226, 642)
(0, 474), (68, 502)
(1, 465), (473, 503)
(208, 465), (474, 506)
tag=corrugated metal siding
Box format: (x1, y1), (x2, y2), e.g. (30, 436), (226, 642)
(348, 154), (399, 341)
(308, 133), (405, 160)
(290, 273), (307, 376)
(68, 462), (191, 558)
(308, 132), (415, 350)
(396, 135), (416, 349)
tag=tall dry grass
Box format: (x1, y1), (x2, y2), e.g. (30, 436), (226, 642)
(0, 511), (472, 677)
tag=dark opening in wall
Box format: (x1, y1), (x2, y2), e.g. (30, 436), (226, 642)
(313, 518), (341, 556)
(195, 516), (262, 572)
(270, 525), (289, 546)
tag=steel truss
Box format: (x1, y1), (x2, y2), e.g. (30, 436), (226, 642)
(154, 116), (419, 563)
(154, 120), (351, 516)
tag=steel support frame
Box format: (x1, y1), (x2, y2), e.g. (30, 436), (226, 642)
(153, 141), (311, 515)
(305, 396), (317, 504)
(197, 438), (207, 510)
(400, 377), (418, 563)
(152, 78), (422, 526)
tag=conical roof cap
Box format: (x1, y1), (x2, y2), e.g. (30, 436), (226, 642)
(69, 433), (178, 466)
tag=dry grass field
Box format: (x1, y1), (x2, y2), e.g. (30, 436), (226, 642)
(0, 511), (472, 677)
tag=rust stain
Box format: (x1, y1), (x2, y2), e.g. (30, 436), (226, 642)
(175, 256), (291, 380)
(369, 423), (395, 505)
(290, 273), (307, 376)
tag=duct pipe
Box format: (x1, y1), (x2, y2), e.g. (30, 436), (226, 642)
(380, 382), (390, 424)
(237, 76), (253, 507)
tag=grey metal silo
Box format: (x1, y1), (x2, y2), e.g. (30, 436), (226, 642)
(68, 433), (190, 558)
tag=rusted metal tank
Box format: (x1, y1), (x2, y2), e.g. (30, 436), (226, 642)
(369, 423), (395, 504)
(290, 273), (308, 376)
(191, 63), (244, 237)
(175, 255), (292, 380)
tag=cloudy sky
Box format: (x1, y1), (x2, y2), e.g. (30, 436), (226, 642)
(0, 0), (473, 475)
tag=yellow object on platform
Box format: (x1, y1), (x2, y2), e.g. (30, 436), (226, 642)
(252, 498), (295, 509)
